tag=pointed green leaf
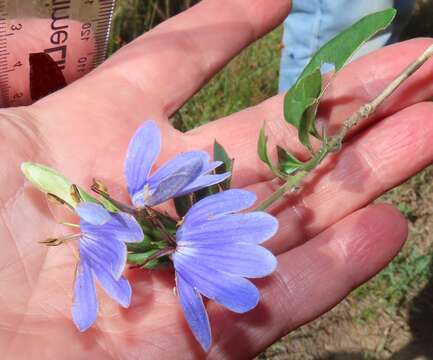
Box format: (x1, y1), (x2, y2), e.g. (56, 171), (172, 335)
(277, 146), (303, 175)
(213, 140), (233, 190)
(127, 250), (160, 268)
(174, 195), (193, 218)
(258, 126), (273, 169)
(126, 235), (153, 252)
(194, 186), (217, 202)
(285, 68), (322, 147)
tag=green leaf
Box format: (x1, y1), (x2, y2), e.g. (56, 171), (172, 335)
(258, 126), (273, 169)
(283, 8), (396, 145)
(127, 250), (160, 268)
(174, 195), (193, 218)
(285, 68), (322, 147)
(194, 186), (217, 202)
(300, 8), (396, 78)
(126, 235), (153, 252)
(277, 146), (303, 175)
(127, 249), (170, 269)
(214, 140), (233, 190)
(21, 162), (117, 211)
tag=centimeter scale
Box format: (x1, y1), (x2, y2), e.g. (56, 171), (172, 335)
(0, 0), (116, 107)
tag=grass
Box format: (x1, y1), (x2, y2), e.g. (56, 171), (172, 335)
(171, 28), (282, 131)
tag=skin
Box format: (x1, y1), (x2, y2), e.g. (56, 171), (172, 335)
(1, 0), (433, 358)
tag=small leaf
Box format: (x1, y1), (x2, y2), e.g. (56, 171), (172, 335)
(277, 146), (303, 175)
(126, 235), (153, 252)
(127, 250), (169, 269)
(214, 140), (233, 190)
(258, 126), (273, 169)
(174, 195), (193, 218)
(190, 141), (235, 202)
(127, 250), (159, 267)
(194, 186), (217, 202)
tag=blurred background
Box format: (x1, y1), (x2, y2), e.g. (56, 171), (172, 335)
(109, 1), (433, 358)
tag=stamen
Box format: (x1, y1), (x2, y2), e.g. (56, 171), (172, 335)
(47, 193), (74, 210)
(90, 180), (136, 215)
(59, 222), (80, 228)
(70, 184), (82, 204)
(39, 233), (81, 246)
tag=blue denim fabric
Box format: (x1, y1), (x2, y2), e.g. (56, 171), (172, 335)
(279, 0), (415, 92)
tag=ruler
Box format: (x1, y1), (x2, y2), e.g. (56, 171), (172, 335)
(0, 0), (116, 107)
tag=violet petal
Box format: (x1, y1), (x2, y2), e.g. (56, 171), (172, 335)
(173, 253), (260, 313)
(174, 173), (231, 198)
(182, 189), (256, 230)
(76, 202), (111, 225)
(176, 272), (211, 352)
(125, 121), (161, 196)
(81, 211), (144, 244)
(178, 212), (278, 245)
(72, 258), (98, 332)
(176, 243), (277, 278)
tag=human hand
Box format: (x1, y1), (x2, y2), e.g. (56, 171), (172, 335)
(1, 0), (433, 358)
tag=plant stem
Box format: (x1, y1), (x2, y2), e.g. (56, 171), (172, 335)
(335, 43), (433, 143)
(141, 207), (177, 246)
(255, 171), (307, 211)
(255, 43), (433, 212)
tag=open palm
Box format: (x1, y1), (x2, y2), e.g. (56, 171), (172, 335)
(2, 1), (433, 358)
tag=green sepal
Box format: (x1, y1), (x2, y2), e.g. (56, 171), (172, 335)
(277, 146), (304, 175)
(126, 234), (154, 252)
(21, 162), (118, 211)
(127, 250), (161, 269)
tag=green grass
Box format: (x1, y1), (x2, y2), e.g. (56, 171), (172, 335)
(354, 248), (433, 313)
(352, 168), (433, 318)
(172, 28), (282, 131)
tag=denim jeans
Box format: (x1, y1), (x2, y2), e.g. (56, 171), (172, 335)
(279, 0), (415, 92)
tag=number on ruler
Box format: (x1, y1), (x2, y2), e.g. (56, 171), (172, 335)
(81, 22), (91, 41)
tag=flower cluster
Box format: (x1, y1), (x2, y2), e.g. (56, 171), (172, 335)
(22, 120), (278, 352)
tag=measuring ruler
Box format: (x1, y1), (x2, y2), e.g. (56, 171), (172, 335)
(0, 0), (116, 107)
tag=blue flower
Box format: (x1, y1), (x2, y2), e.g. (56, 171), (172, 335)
(72, 202), (143, 331)
(124, 121), (230, 207)
(172, 189), (278, 351)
